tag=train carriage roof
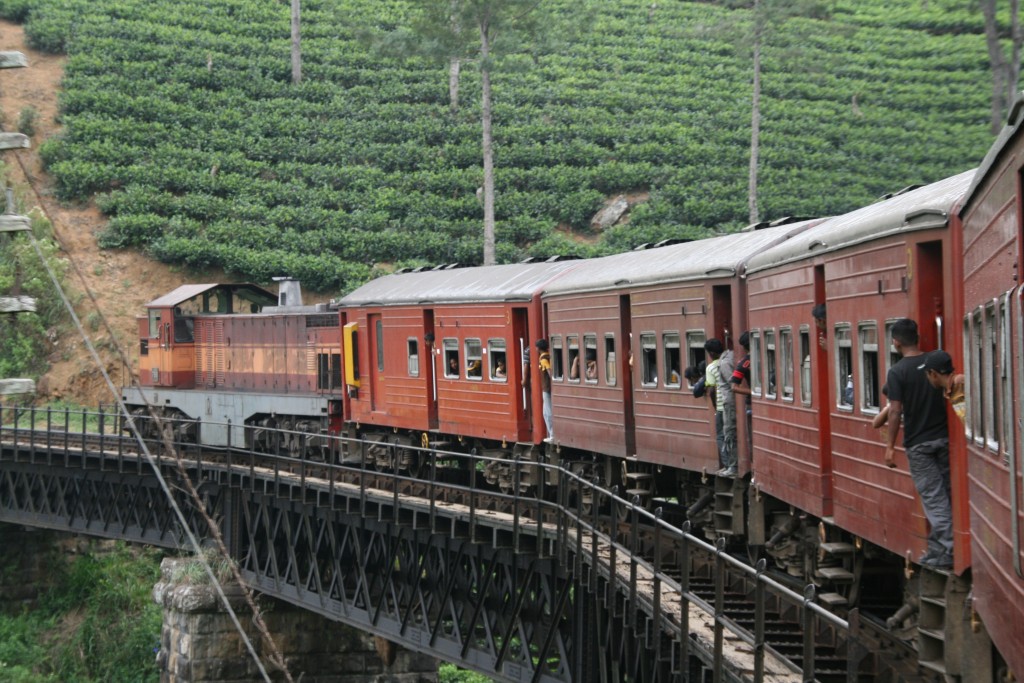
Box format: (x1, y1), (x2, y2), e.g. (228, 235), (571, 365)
(337, 261), (582, 306)
(541, 220), (820, 296)
(745, 169), (975, 275)
(961, 96), (1024, 215)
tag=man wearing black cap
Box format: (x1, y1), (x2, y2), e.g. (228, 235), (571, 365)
(884, 319), (953, 569)
(919, 349), (966, 424)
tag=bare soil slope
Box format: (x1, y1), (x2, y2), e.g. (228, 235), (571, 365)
(0, 20), (188, 406)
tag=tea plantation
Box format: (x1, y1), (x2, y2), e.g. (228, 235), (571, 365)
(0, 0), (998, 292)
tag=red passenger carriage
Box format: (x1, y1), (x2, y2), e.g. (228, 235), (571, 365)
(540, 224), (818, 498)
(336, 262), (579, 474)
(745, 171), (974, 566)
(957, 100), (1024, 681)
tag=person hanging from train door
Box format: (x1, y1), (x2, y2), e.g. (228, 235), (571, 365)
(730, 331), (753, 456)
(812, 303), (828, 349)
(529, 338), (554, 443)
(919, 350), (966, 424)
(884, 319), (953, 569)
(704, 338), (736, 477)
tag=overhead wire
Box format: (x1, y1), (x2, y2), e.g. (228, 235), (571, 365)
(7, 150), (294, 683)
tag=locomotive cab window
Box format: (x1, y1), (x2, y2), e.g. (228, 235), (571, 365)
(465, 338), (483, 380)
(859, 323), (880, 413)
(751, 330), (762, 396)
(799, 327), (811, 404)
(567, 335), (581, 382)
(604, 334), (617, 386)
(686, 331), (707, 389)
(780, 328), (794, 401)
(148, 310), (160, 338)
(407, 338), (419, 377)
(835, 325), (853, 409)
(489, 339), (507, 382)
(764, 329), (777, 399)
(640, 333), (657, 387)
(551, 336), (565, 380)
(443, 339), (459, 379)
(664, 333), (681, 388)
(318, 353), (342, 390)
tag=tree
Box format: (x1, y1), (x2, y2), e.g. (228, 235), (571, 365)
(980, 0), (1022, 134)
(722, 0), (829, 224)
(291, 0), (302, 84)
(405, 0), (557, 266)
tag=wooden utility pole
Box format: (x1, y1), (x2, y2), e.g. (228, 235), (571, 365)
(0, 50), (36, 397)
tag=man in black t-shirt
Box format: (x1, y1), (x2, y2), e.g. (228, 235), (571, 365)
(884, 318), (952, 569)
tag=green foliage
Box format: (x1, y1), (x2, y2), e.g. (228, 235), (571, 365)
(438, 663), (495, 683)
(16, 106), (38, 137)
(1, 0), (999, 292)
(0, 543), (162, 683)
(0, 208), (70, 379)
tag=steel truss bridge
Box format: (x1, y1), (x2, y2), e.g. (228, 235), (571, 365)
(0, 406), (859, 683)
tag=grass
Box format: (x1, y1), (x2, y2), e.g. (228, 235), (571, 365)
(0, 541), (163, 683)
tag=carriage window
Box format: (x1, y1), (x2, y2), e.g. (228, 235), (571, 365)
(686, 330), (707, 388)
(567, 335), (581, 382)
(884, 320), (900, 375)
(751, 330), (762, 396)
(583, 334), (598, 383)
(640, 333), (658, 387)
(551, 336), (564, 380)
(376, 319), (385, 372)
(465, 338), (483, 380)
(963, 316), (975, 440)
(664, 333), (681, 388)
(407, 338), (419, 377)
(836, 325), (853, 408)
(1000, 294), (1012, 465)
(765, 329), (777, 399)
(970, 310), (984, 441)
(489, 339), (507, 382)
(443, 338), (459, 379)
(605, 334), (617, 386)
(780, 327), (794, 400)
(859, 323), (880, 412)
(984, 303), (998, 451)
(799, 327), (811, 404)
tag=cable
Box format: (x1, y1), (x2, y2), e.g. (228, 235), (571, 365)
(9, 157), (294, 682)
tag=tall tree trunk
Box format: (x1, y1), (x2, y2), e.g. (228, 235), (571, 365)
(449, 57), (461, 114)
(480, 21), (496, 266)
(982, 0), (1008, 133)
(1009, 0), (1022, 108)
(291, 0), (302, 85)
(748, 0), (762, 225)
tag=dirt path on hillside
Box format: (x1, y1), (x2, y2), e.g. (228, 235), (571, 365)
(0, 20), (185, 405)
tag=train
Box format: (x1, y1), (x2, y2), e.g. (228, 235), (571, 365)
(121, 110), (1024, 680)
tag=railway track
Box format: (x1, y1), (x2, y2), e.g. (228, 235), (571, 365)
(1, 421), (940, 682)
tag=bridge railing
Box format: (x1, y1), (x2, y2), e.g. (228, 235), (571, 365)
(0, 404), (863, 682)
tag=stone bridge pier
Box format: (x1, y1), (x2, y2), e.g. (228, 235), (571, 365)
(153, 558), (439, 683)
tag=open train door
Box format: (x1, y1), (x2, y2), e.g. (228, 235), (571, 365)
(423, 309), (439, 430)
(367, 313), (385, 413)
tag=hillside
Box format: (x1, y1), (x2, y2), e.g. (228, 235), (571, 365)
(0, 0), (999, 297)
(0, 0), (1007, 405)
